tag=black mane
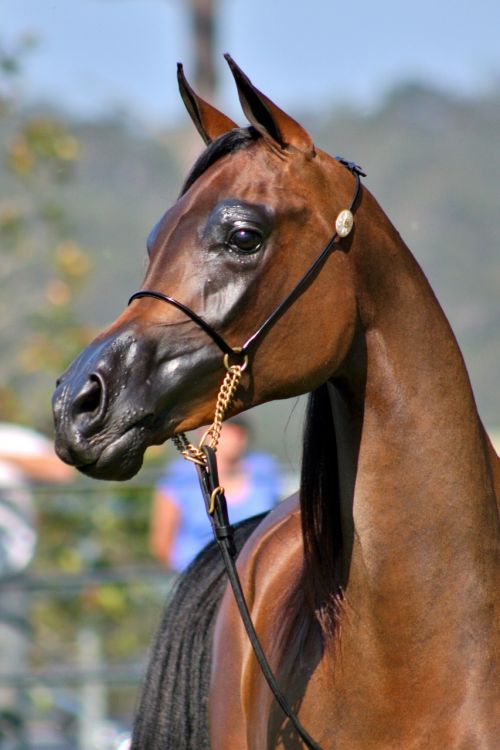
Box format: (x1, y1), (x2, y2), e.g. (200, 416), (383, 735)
(180, 126), (260, 196)
(300, 384), (344, 634)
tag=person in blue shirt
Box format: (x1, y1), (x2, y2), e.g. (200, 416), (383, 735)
(150, 417), (282, 572)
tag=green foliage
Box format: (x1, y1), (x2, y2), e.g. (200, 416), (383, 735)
(30, 478), (168, 671)
(0, 41), (171, 731)
(0, 37), (92, 428)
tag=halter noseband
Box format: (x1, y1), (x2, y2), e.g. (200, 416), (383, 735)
(128, 158), (364, 362)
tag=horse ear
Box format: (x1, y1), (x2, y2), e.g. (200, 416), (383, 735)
(224, 54), (314, 156)
(177, 63), (238, 144)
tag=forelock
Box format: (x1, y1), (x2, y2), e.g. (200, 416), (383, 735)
(180, 127), (260, 196)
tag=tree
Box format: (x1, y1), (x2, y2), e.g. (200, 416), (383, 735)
(0, 35), (92, 429)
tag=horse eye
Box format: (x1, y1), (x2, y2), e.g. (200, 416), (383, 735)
(227, 227), (263, 254)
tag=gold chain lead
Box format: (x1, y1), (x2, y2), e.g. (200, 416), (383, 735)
(172, 355), (248, 465)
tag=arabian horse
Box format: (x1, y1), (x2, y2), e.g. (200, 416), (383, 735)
(52, 57), (499, 749)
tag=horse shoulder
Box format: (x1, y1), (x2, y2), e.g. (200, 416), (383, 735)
(210, 494), (303, 749)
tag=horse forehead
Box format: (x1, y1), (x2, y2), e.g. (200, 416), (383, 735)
(194, 149), (279, 198)
(152, 144), (326, 245)
(187, 146), (324, 221)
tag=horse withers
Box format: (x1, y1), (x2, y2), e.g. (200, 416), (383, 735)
(52, 57), (499, 749)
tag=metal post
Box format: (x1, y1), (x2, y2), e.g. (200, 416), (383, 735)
(77, 626), (107, 750)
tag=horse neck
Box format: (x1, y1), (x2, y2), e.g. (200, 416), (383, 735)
(331, 202), (498, 653)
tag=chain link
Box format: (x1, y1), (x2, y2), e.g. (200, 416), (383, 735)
(172, 359), (247, 465)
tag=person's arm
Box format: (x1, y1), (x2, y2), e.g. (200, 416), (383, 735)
(149, 489), (182, 568)
(0, 450), (74, 483)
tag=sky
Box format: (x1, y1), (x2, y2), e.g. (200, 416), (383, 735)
(2, 0), (500, 127)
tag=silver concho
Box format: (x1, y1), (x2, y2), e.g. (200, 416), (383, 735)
(335, 209), (354, 238)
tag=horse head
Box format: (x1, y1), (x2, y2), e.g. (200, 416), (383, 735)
(52, 56), (362, 480)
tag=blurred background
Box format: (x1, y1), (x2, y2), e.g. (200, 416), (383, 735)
(0, 1), (499, 747)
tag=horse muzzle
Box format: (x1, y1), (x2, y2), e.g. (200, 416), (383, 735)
(52, 330), (157, 480)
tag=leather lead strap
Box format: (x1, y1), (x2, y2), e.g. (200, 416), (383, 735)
(195, 446), (325, 750)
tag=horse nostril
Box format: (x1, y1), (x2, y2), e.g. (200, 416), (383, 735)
(72, 373), (107, 420)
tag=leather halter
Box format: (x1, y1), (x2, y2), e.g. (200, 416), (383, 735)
(128, 158), (364, 749)
(129, 159), (363, 361)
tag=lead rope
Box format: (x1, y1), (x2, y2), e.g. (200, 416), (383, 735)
(172, 355), (325, 750)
